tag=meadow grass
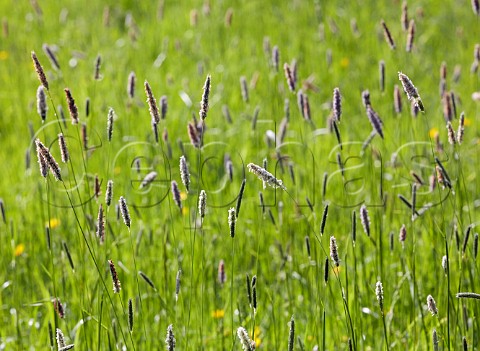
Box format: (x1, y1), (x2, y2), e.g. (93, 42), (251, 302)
(0, 0), (479, 350)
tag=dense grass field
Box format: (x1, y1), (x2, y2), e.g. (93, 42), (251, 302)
(1, 0), (480, 350)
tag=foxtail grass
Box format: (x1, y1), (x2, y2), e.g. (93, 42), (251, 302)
(36, 85), (47, 122)
(406, 20), (415, 52)
(42, 44), (60, 70)
(332, 87), (341, 121)
(380, 20), (396, 49)
(31, 51), (49, 90)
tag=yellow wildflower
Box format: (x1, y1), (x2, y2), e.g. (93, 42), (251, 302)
(429, 127), (439, 138)
(212, 309), (225, 319)
(14, 244), (25, 257)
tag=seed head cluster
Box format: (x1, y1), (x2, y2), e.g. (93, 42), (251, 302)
(247, 163), (286, 191)
(330, 235), (340, 267)
(398, 72), (424, 112)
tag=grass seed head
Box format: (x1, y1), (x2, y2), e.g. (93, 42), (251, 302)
(108, 259), (121, 293)
(457, 112), (465, 144)
(320, 204), (329, 235)
(140, 171), (157, 189)
(36, 144), (48, 178)
(394, 85), (402, 113)
(175, 269), (181, 301)
(144, 80), (160, 124)
(0, 199), (5, 224)
(224, 154), (234, 181)
(237, 326), (254, 351)
(105, 180), (113, 207)
(247, 163), (286, 190)
(139, 271), (156, 290)
(31, 51), (49, 90)
(330, 236), (340, 267)
(297, 89), (305, 118)
(36, 85), (47, 121)
(324, 257), (329, 283)
(198, 190), (207, 220)
(366, 106), (384, 139)
(222, 104), (232, 123)
(119, 196), (131, 228)
(406, 19), (415, 52)
(427, 294), (438, 316)
(94, 174), (101, 199)
(399, 224), (407, 244)
(160, 95), (167, 119)
(284, 63), (295, 92)
(93, 54), (102, 80)
(333, 87), (342, 121)
(360, 204), (371, 236)
(252, 282), (257, 312)
(246, 274), (252, 306)
(272, 45), (279, 71)
(440, 61), (447, 80)
(442, 255), (448, 274)
(81, 123), (88, 150)
(187, 122), (201, 148)
(200, 74), (211, 120)
(96, 204), (105, 243)
(53, 298), (65, 319)
(362, 89), (371, 108)
(35, 139), (62, 181)
(228, 207), (236, 238)
(381, 19), (396, 49)
(42, 44), (60, 70)
(443, 93), (453, 122)
(225, 8), (233, 27)
(473, 0), (480, 15)
(456, 292), (480, 299)
(446, 121), (456, 145)
(151, 121), (159, 143)
(398, 72), (424, 111)
(218, 260), (226, 285)
(62, 241), (74, 270)
(433, 329), (438, 351)
(58, 133), (69, 163)
(171, 180), (182, 211)
(288, 315), (295, 351)
(64, 88), (79, 125)
(376, 281), (384, 312)
(474, 233), (478, 258)
(128, 298), (133, 332)
(379, 61), (385, 91)
(165, 324), (176, 351)
(401, 1), (409, 31)
(240, 76), (249, 103)
(305, 236), (311, 258)
(107, 108), (115, 142)
(235, 179), (246, 217)
(56, 328), (65, 348)
(127, 71), (135, 98)
(179, 156), (190, 192)
(302, 94), (311, 121)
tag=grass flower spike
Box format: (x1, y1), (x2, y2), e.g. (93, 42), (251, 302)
(237, 326), (255, 351)
(108, 259), (121, 293)
(398, 72), (424, 112)
(330, 236), (340, 267)
(427, 295), (438, 316)
(247, 162), (286, 190)
(200, 74), (211, 120)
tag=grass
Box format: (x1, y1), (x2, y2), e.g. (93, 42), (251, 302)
(0, 0), (480, 350)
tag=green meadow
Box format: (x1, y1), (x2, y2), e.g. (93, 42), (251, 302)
(0, 0), (480, 350)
